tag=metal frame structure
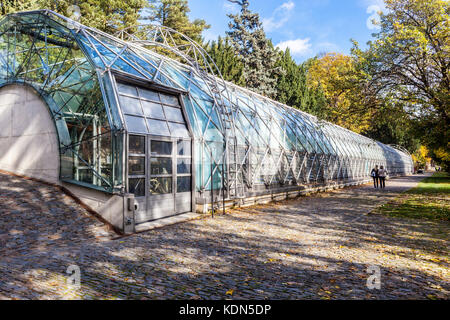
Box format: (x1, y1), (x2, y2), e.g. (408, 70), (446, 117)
(0, 10), (414, 215)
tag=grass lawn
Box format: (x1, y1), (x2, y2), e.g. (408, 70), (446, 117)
(377, 172), (450, 221)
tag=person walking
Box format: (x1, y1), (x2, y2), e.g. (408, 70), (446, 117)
(378, 165), (388, 189)
(371, 165), (379, 188)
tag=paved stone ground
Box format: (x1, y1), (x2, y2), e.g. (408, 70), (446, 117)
(0, 172), (448, 300)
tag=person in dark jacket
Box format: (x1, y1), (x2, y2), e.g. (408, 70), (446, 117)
(371, 165), (379, 188)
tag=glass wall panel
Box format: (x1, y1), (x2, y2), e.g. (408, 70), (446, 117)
(117, 83), (138, 96)
(129, 178), (145, 197)
(151, 141), (172, 156)
(177, 158), (191, 174)
(125, 115), (147, 133)
(139, 88), (160, 102)
(119, 95), (143, 115)
(129, 135), (145, 154)
(164, 106), (184, 122)
(147, 119), (170, 136)
(169, 122), (190, 138)
(142, 101), (165, 119)
(150, 177), (172, 194)
(129, 157), (145, 175)
(177, 176), (191, 193)
(150, 158), (172, 175)
(177, 140), (191, 156)
(160, 92), (179, 105)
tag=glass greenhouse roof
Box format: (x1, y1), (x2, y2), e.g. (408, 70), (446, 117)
(0, 10), (413, 196)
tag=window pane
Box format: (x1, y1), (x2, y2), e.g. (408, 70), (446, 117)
(142, 100), (165, 119)
(78, 169), (93, 184)
(160, 93), (179, 106)
(147, 119), (170, 136)
(125, 115), (147, 133)
(139, 88), (160, 102)
(150, 158), (172, 175)
(151, 141), (172, 156)
(168, 122), (190, 138)
(117, 83), (137, 96)
(177, 140), (191, 156)
(177, 158), (191, 174)
(129, 135), (145, 154)
(164, 106), (184, 122)
(177, 176), (191, 193)
(119, 95), (143, 115)
(150, 177), (172, 195)
(128, 156), (145, 175)
(129, 178), (145, 197)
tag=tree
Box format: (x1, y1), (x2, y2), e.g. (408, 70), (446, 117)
(0, 0), (149, 33)
(361, 96), (420, 151)
(146, 0), (209, 43)
(275, 50), (327, 116)
(306, 53), (373, 133)
(412, 145), (432, 168)
(226, 0), (280, 99)
(206, 36), (245, 86)
(275, 48), (302, 107)
(358, 0), (449, 168)
(0, 0), (37, 15)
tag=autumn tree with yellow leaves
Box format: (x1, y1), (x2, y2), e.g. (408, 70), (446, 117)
(306, 53), (374, 133)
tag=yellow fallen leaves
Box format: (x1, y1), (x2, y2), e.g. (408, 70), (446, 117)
(264, 258), (280, 264)
(226, 289), (234, 296)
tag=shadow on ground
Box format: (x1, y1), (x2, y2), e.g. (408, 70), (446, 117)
(0, 173), (448, 300)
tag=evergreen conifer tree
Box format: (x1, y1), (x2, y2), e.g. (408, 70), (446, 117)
(147, 0), (209, 43)
(206, 36), (245, 86)
(275, 49), (327, 117)
(226, 0), (280, 99)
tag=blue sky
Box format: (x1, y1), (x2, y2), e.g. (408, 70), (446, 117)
(187, 0), (386, 62)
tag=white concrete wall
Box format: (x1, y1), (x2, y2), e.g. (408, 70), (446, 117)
(0, 84), (59, 183)
(61, 182), (125, 230)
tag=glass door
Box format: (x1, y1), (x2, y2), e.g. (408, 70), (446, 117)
(119, 80), (192, 223)
(128, 134), (147, 222)
(147, 138), (175, 221)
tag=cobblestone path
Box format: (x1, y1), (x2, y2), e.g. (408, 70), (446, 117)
(0, 173), (448, 300)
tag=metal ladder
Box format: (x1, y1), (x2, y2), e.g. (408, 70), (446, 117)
(198, 69), (240, 200)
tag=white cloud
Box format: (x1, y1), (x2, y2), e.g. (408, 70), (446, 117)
(364, 0), (386, 30)
(366, 5), (382, 30)
(275, 38), (312, 56)
(362, 0), (385, 7)
(223, 1), (240, 14)
(262, 1), (296, 32)
(316, 41), (340, 53)
(281, 1), (295, 11)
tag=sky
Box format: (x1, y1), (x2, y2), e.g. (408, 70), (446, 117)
(187, 0), (386, 63)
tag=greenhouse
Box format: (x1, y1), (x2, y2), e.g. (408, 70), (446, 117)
(0, 10), (413, 232)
